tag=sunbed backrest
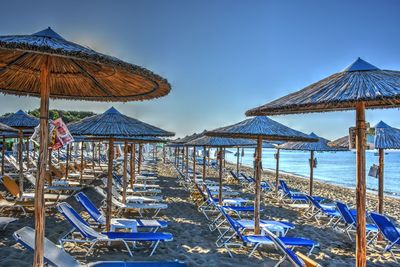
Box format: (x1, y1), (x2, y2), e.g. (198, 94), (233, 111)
(370, 212), (400, 243)
(306, 195), (323, 210)
(57, 202), (104, 239)
(219, 208), (243, 238)
(75, 192), (104, 224)
(336, 202), (355, 225)
(13, 226), (80, 267)
(263, 228), (304, 267)
(2, 176), (21, 198)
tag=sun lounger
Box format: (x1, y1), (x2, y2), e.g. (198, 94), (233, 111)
(336, 201), (378, 243)
(262, 228), (322, 267)
(279, 180), (309, 203)
(0, 216), (17, 230)
(14, 227), (185, 267)
(58, 202), (173, 256)
(1, 175), (69, 202)
(305, 195), (340, 225)
(75, 192), (167, 232)
(218, 207), (319, 257)
(370, 212), (400, 262)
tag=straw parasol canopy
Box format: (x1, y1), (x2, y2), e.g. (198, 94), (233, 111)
(0, 27), (171, 101)
(68, 107), (174, 137)
(244, 58), (400, 266)
(328, 135), (349, 149)
(186, 135), (256, 147)
(279, 132), (348, 195)
(374, 121), (400, 149)
(373, 121), (400, 216)
(0, 110), (39, 128)
(206, 116), (316, 235)
(279, 132), (347, 152)
(0, 122), (18, 133)
(206, 116), (315, 142)
(0, 27), (172, 266)
(246, 58), (400, 116)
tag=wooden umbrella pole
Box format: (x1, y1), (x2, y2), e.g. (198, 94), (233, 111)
(33, 55), (50, 267)
(275, 148), (280, 194)
(163, 144), (166, 163)
(218, 147), (223, 205)
(155, 144), (157, 161)
(80, 142), (84, 185)
(254, 136), (262, 235)
(18, 129), (24, 197)
(378, 148), (384, 214)
(309, 150), (314, 196)
(208, 148), (210, 168)
(26, 137), (30, 169)
(91, 142), (95, 170)
(130, 144), (135, 188)
(355, 102), (366, 267)
(236, 147), (240, 176)
(122, 140), (128, 203)
(2, 136), (5, 176)
(185, 146), (188, 176)
(65, 144), (70, 180)
(98, 142), (101, 164)
(106, 138), (114, 231)
(193, 146), (196, 182)
(138, 144), (142, 173)
(223, 148), (226, 168)
(48, 149), (52, 171)
(202, 146), (206, 190)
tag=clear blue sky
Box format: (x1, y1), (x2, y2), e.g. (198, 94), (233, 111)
(0, 0), (399, 139)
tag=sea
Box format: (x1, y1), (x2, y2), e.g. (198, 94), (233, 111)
(221, 148), (400, 198)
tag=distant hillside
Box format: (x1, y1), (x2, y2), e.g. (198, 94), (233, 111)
(27, 109), (96, 123)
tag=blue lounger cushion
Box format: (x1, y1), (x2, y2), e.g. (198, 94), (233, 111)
(243, 235), (318, 247)
(103, 232), (173, 241)
(90, 261), (187, 267)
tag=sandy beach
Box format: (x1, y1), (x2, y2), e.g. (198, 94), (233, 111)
(0, 159), (397, 266)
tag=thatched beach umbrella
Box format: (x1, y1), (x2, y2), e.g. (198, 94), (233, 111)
(187, 135), (255, 204)
(175, 132), (204, 178)
(373, 121), (400, 215)
(206, 116), (315, 234)
(0, 110), (39, 195)
(0, 27), (171, 266)
(245, 58), (400, 266)
(279, 132), (348, 195)
(0, 123), (19, 175)
(68, 107), (173, 231)
(328, 135), (349, 149)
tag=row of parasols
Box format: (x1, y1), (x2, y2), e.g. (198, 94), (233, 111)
(0, 26), (398, 266)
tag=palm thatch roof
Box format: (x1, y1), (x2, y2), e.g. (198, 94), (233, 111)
(328, 136), (349, 149)
(168, 131), (206, 146)
(90, 135), (167, 144)
(246, 58), (400, 116)
(186, 135), (256, 147)
(68, 107), (174, 138)
(0, 122), (18, 136)
(279, 132), (348, 152)
(205, 116), (316, 142)
(374, 121), (400, 149)
(0, 110), (39, 129)
(0, 27), (171, 101)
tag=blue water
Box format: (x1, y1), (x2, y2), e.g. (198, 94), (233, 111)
(222, 148), (400, 197)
